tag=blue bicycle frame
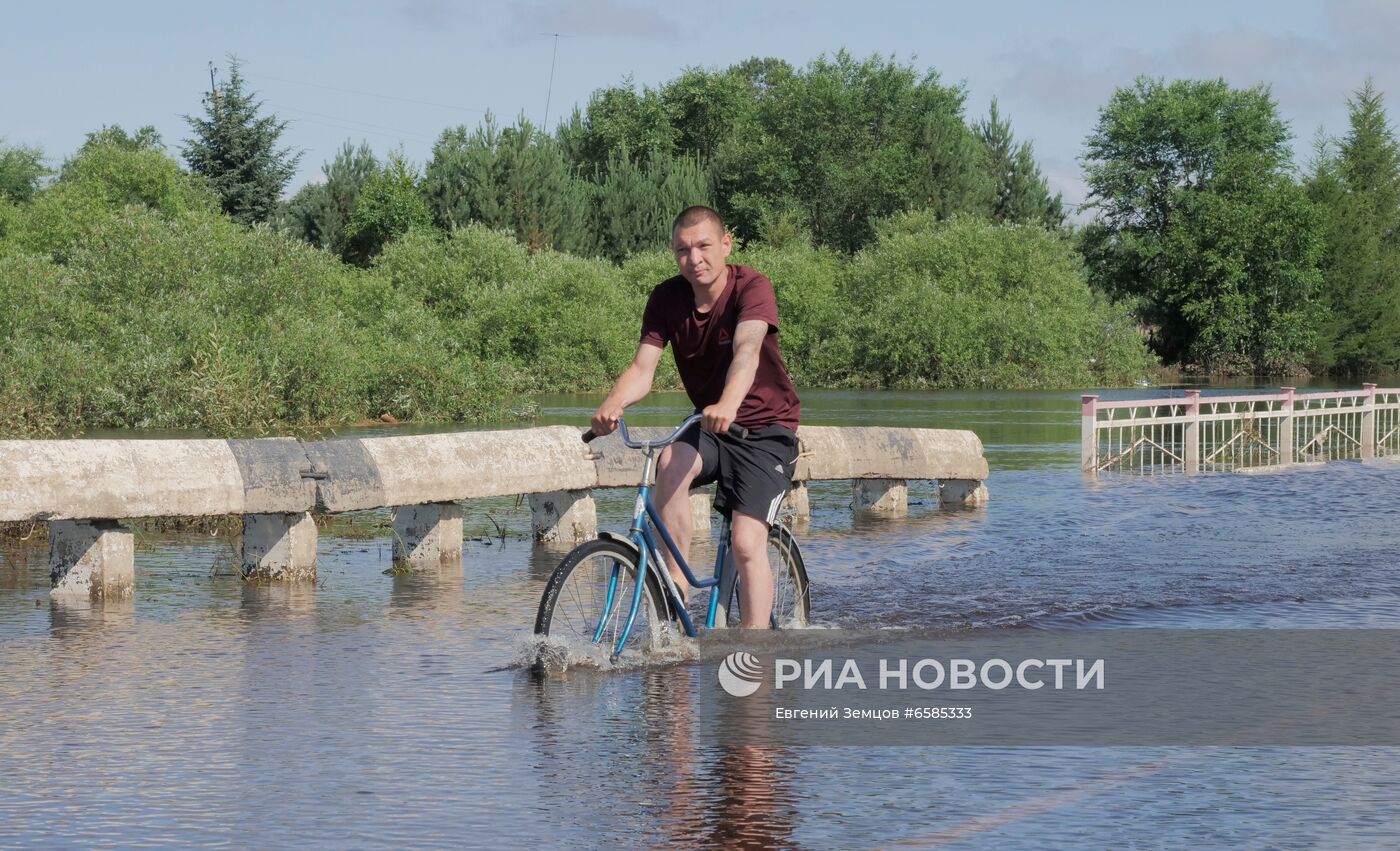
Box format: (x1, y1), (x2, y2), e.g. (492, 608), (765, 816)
(595, 416), (739, 656)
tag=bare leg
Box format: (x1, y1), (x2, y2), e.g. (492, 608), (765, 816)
(655, 443), (702, 602)
(730, 511), (774, 629)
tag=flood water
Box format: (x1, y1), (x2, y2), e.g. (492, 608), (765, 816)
(3, 387), (1400, 848)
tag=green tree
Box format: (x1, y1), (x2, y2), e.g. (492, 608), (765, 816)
(659, 67), (754, 161)
(342, 153), (432, 265)
(278, 141), (379, 259)
(424, 115), (589, 252)
(181, 57), (302, 224)
(977, 99), (1064, 227)
(1306, 79), (1400, 374)
(729, 57), (795, 99)
(590, 149), (710, 262)
(72, 125), (164, 157)
(0, 140), (49, 203)
(1081, 77), (1321, 371)
(711, 51), (993, 251)
(556, 78), (676, 175)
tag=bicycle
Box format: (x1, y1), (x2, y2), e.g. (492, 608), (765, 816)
(534, 414), (810, 660)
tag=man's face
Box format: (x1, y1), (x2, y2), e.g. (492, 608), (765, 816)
(672, 219), (732, 289)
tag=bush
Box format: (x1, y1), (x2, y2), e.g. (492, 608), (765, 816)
(373, 224), (644, 392)
(844, 212), (1153, 388)
(0, 195), (514, 436)
(4, 141), (216, 260)
(0, 130), (1155, 439)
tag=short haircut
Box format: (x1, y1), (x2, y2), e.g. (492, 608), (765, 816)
(671, 205), (725, 238)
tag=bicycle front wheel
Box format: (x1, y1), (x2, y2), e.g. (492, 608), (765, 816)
(535, 538), (668, 657)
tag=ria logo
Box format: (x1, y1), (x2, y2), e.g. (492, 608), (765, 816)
(717, 651), (764, 697)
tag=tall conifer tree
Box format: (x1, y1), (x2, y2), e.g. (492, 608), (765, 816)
(1307, 78), (1400, 373)
(977, 99), (1064, 228)
(182, 58), (301, 225)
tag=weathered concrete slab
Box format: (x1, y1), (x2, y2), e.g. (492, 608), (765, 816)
(0, 440), (245, 522)
(227, 438), (316, 513)
(311, 427), (596, 512)
(588, 428), (674, 487)
(0, 426), (988, 524)
(793, 427), (989, 482)
(302, 437), (384, 512)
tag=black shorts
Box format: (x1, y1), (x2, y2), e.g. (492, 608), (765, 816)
(679, 424), (799, 524)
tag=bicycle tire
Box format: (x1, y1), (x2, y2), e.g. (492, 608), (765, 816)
(534, 538), (669, 656)
(723, 524), (811, 629)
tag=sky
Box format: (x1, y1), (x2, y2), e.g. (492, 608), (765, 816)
(5, 0), (1399, 216)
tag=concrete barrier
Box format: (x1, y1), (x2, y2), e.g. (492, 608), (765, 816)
(0, 425), (989, 596)
(792, 426), (989, 481)
(307, 427), (595, 511)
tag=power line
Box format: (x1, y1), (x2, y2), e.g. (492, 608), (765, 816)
(266, 101), (438, 145)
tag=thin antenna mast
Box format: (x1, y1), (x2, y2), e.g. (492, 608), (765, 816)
(540, 33), (573, 131)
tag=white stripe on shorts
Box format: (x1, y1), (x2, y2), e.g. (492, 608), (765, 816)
(765, 490), (785, 525)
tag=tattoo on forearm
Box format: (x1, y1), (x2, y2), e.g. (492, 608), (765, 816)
(734, 321), (767, 350)
(725, 320), (767, 387)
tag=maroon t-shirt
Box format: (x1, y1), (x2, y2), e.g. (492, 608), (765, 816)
(640, 264), (800, 430)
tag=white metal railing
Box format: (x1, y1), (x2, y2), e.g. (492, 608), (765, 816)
(1081, 385), (1400, 474)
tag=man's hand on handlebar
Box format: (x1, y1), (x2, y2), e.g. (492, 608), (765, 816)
(590, 403), (623, 438)
(701, 402), (740, 435)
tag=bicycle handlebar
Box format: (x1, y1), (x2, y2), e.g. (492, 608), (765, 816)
(582, 414), (748, 446)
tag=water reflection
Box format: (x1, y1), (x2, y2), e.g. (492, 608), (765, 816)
(522, 666), (799, 849)
(240, 580), (317, 617)
(387, 565), (463, 614)
(49, 595), (135, 632)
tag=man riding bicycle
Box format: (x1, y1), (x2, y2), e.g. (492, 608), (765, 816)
(590, 206), (801, 629)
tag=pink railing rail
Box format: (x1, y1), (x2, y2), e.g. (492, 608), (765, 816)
(1081, 385), (1400, 474)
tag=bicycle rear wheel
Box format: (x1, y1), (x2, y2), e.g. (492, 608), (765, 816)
(535, 538), (668, 657)
(723, 525), (811, 629)
(768, 524), (810, 628)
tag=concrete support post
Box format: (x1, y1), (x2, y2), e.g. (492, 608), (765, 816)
(689, 487), (712, 535)
(529, 489), (597, 546)
(853, 478), (908, 516)
(1279, 387), (1295, 465)
(1183, 390), (1201, 474)
(1081, 395), (1099, 474)
(49, 520), (134, 599)
(392, 502), (463, 569)
(939, 479), (989, 507)
(782, 482), (810, 523)
(1362, 383), (1378, 461)
(242, 512), (317, 581)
